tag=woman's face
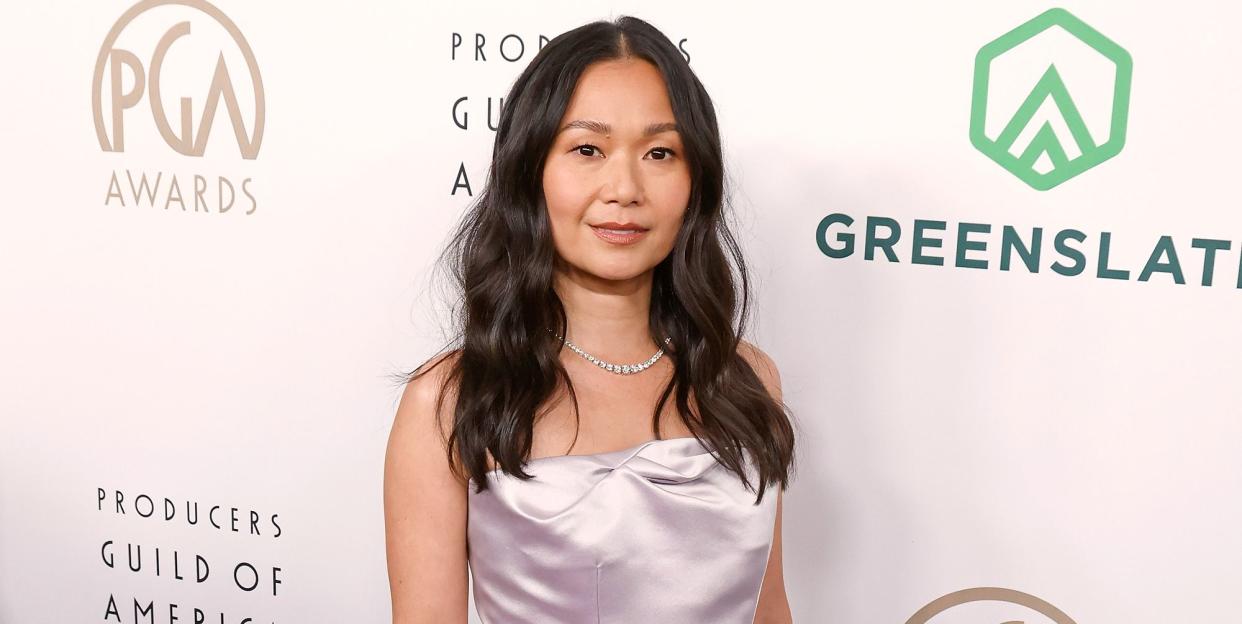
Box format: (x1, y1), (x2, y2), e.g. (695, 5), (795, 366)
(542, 58), (691, 284)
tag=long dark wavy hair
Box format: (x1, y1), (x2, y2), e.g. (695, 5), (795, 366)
(395, 15), (796, 504)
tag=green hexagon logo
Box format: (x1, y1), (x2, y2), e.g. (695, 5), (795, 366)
(970, 8), (1133, 190)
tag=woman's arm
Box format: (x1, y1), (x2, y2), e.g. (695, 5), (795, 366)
(754, 488), (793, 623)
(384, 357), (469, 623)
(741, 340), (794, 623)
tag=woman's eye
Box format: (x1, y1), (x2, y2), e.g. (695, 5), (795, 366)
(571, 145), (675, 159)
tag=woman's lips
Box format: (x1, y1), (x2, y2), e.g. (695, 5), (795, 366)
(590, 225), (648, 245)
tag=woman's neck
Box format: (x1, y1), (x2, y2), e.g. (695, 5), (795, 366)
(552, 268), (660, 360)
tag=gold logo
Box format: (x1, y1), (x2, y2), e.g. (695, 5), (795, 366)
(906, 587), (1077, 624)
(91, 0), (264, 159)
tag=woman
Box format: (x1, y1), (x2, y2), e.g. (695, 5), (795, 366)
(384, 15), (797, 624)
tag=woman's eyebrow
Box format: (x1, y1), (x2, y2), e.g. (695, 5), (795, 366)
(558, 120), (679, 137)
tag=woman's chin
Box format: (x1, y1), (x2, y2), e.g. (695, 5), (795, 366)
(588, 265), (654, 283)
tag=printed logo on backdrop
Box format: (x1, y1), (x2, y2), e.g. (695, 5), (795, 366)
(817, 7), (1240, 291)
(93, 0), (263, 215)
(906, 587), (1078, 624)
(97, 488), (285, 623)
(970, 8), (1132, 191)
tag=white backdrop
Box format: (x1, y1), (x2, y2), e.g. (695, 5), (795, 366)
(2, 1), (1240, 622)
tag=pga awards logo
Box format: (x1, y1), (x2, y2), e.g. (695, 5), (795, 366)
(907, 587), (1078, 624)
(92, 0), (264, 215)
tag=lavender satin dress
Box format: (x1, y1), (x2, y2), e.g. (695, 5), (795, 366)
(466, 436), (777, 623)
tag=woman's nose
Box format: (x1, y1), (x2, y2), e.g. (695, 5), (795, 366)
(599, 153), (643, 206)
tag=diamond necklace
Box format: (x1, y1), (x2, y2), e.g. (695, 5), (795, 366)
(547, 328), (671, 375)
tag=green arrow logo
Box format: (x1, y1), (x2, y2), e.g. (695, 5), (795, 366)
(970, 8), (1133, 190)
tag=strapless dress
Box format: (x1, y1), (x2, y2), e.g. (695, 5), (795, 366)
(466, 435), (778, 623)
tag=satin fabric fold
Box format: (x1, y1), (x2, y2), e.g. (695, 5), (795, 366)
(467, 436), (777, 623)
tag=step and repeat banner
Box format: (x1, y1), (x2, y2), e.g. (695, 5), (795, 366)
(2, 1), (1239, 622)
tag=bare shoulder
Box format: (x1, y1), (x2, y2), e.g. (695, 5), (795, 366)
(384, 348), (470, 620)
(738, 339), (783, 402)
(390, 349), (464, 480)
